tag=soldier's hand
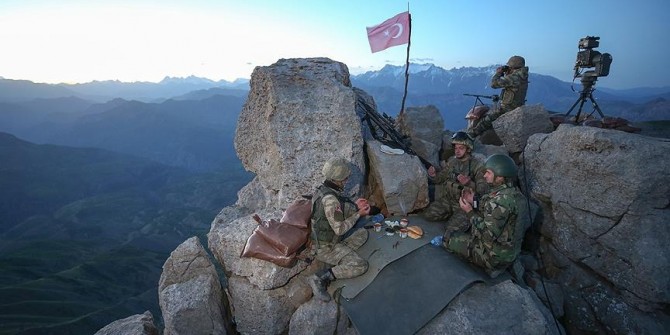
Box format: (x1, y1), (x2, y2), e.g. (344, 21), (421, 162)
(355, 198), (369, 209)
(461, 188), (474, 204)
(357, 205), (370, 216)
(459, 196), (473, 213)
(427, 165), (436, 177)
(457, 174), (471, 185)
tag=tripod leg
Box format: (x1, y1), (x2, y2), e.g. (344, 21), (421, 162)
(565, 97), (581, 117)
(574, 98), (588, 122)
(589, 94), (605, 118)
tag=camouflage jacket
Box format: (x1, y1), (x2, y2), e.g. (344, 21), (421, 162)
(491, 66), (529, 112)
(432, 155), (488, 196)
(468, 182), (526, 266)
(311, 183), (360, 244)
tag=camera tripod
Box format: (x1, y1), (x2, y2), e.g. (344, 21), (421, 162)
(565, 75), (605, 121)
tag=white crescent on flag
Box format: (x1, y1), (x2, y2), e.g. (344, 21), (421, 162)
(366, 11), (410, 53)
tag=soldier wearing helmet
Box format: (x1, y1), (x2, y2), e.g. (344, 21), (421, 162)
(307, 157), (371, 302)
(444, 154), (529, 278)
(422, 131), (488, 222)
(469, 55), (529, 138)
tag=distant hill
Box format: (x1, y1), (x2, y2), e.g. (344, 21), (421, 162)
(0, 94), (245, 172)
(0, 132), (252, 335)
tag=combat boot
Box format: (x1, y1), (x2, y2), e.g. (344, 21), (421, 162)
(307, 268), (336, 302)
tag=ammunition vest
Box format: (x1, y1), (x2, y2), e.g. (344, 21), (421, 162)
(311, 184), (346, 244)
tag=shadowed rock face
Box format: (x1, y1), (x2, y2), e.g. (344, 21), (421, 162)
(525, 125), (670, 333)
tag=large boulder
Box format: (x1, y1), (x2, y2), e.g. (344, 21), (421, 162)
(524, 124), (670, 333)
(234, 57), (365, 209)
(494, 104), (554, 154)
(397, 105), (444, 168)
(158, 237), (228, 335)
(366, 139), (429, 215)
(418, 280), (563, 335)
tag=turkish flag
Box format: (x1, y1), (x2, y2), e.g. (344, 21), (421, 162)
(366, 11), (410, 53)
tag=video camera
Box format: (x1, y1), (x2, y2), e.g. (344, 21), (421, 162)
(574, 36), (612, 78)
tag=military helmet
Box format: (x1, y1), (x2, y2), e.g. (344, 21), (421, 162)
(451, 131), (474, 151)
(506, 55), (525, 69)
(484, 154), (517, 178)
(322, 157), (351, 181)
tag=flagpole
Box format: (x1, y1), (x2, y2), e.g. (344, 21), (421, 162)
(399, 10), (411, 116)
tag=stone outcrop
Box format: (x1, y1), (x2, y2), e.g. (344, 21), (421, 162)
(234, 57), (365, 210)
(418, 280), (563, 334)
(397, 105), (444, 168)
(494, 104), (555, 154)
(366, 139), (429, 216)
(158, 237), (228, 335)
(524, 124), (670, 334)
(93, 311), (158, 335)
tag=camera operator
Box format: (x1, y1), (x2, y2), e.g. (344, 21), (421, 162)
(469, 56), (529, 138)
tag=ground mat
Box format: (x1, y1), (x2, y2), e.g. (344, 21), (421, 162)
(339, 244), (488, 335)
(329, 215), (445, 299)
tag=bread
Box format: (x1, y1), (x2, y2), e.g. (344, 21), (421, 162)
(406, 225), (423, 239)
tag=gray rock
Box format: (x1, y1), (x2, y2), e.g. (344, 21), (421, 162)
(94, 311), (158, 335)
(158, 237), (227, 335)
(366, 139), (429, 215)
(226, 275), (296, 335)
(397, 105), (444, 168)
(418, 280), (563, 335)
(234, 57), (365, 209)
(525, 124), (670, 333)
(494, 104), (554, 154)
(208, 212), (307, 290)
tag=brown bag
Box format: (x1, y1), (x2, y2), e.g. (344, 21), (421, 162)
(240, 232), (297, 268)
(255, 219), (309, 256)
(240, 197), (313, 267)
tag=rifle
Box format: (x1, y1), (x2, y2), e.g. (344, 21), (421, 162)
(356, 98), (432, 168)
(463, 93), (499, 105)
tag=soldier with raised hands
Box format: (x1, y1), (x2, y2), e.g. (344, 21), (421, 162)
(423, 131), (487, 222)
(444, 154), (529, 278)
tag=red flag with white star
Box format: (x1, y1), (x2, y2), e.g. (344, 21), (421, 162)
(366, 11), (410, 53)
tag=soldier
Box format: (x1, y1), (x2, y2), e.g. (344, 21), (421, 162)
(307, 157), (370, 302)
(469, 55), (529, 137)
(422, 131), (487, 222)
(444, 154), (529, 278)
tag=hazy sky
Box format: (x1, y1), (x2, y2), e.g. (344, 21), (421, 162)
(1, 0), (668, 89)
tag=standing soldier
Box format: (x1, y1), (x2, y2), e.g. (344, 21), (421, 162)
(444, 154), (530, 278)
(469, 55), (529, 137)
(422, 131), (488, 222)
(307, 157), (370, 302)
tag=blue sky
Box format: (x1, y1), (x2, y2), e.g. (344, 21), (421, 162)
(0, 0), (668, 89)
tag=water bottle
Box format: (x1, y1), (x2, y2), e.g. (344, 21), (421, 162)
(430, 235), (443, 246)
(371, 213), (385, 223)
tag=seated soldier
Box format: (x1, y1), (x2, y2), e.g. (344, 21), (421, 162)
(444, 154), (529, 278)
(307, 157), (370, 302)
(423, 131), (488, 222)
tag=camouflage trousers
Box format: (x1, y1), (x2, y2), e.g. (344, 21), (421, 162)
(422, 184), (461, 222)
(314, 228), (369, 279)
(444, 232), (507, 275)
(470, 106), (508, 136)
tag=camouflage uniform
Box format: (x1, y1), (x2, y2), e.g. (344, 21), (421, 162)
(471, 66), (529, 136)
(423, 155), (487, 222)
(311, 184), (368, 279)
(444, 182), (528, 276)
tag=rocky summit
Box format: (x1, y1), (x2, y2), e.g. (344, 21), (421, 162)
(96, 58), (670, 335)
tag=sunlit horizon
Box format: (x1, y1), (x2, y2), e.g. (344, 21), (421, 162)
(2, 0), (669, 89)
